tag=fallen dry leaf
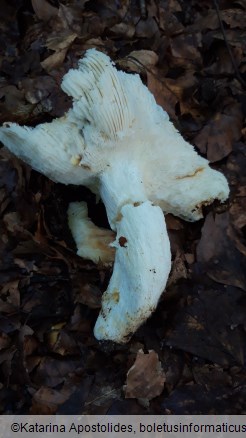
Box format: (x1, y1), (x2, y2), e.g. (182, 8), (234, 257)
(30, 386), (70, 414)
(124, 350), (165, 400)
(41, 50), (68, 72)
(0, 332), (11, 350)
(170, 33), (202, 63)
(46, 32), (77, 52)
(164, 287), (245, 367)
(196, 212), (246, 290)
(135, 16), (159, 39)
(167, 249), (188, 287)
(165, 214), (184, 231)
(31, 0), (58, 22)
(207, 46), (243, 77)
(161, 382), (246, 414)
(229, 197), (246, 257)
(41, 30), (77, 72)
(221, 9), (246, 29)
(147, 68), (178, 120)
(194, 101), (243, 162)
(122, 50), (158, 73)
(110, 23), (135, 39)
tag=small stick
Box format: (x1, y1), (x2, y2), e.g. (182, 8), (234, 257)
(139, 0), (147, 19)
(213, 0), (246, 88)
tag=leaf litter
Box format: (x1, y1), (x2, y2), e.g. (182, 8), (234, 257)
(0, 0), (246, 414)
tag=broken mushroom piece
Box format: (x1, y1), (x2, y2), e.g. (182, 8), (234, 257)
(68, 201), (115, 266)
(0, 117), (87, 185)
(0, 49), (229, 343)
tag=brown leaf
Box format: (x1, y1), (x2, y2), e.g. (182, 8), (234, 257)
(31, 0), (58, 21)
(110, 23), (135, 39)
(205, 46), (242, 76)
(46, 32), (77, 51)
(23, 336), (39, 357)
(191, 8), (246, 33)
(190, 10), (219, 32)
(30, 386), (70, 414)
(230, 197), (246, 232)
(18, 325), (39, 357)
(165, 71), (198, 102)
(194, 101), (243, 162)
(229, 197), (246, 257)
(74, 281), (102, 309)
(0, 85), (34, 123)
(165, 287), (246, 367)
(124, 350), (165, 400)
(161, 382), (246, 414)
(184, 253), (195, 264)
(0, 152), (17, 193)
(81, 37), (105, 51)
(135, 17), (159, 39)
(160, 349), (183, 393)
(84, 384), (121, 413)
(167, 250), (188, 287)
(165, 214), (184, 230)
(3, 212), (24, 234)
(123, 50), (158, 73)
(33, 357), (81, 387)
(20, 76), (55, 105)
(57, 4), (91, 34)
(213, 28), (246, 52)
(41, 49), (68, 72)
(40, 29), (77, 73)
(147, 68), (178, 120)
(196, 212), (246, 290)
(1, 280), (20, 310)
(46, 325), (79, 356)
(57, 376), (94, 414)
(170, 33), (202, 63)
(0, 332), (11, 350)
(0, 346), (17, 381)
(221, 9), (246, 29)
(193, 363), (232, 389)
(158, 5), (184, 35)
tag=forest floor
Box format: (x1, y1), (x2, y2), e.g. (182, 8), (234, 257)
(0, 0), (246, 414)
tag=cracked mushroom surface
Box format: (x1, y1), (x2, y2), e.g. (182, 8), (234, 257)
(0, 49), (229, 343)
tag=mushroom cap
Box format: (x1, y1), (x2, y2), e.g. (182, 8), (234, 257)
(63, 49), (229, 221)
(0, 49), (229, 222)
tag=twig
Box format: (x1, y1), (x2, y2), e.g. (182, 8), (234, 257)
(123, 56), (179, 101)
(213, 0), (246, 89)
(139, 0), (147, 19)
(84, 388), (120, 406)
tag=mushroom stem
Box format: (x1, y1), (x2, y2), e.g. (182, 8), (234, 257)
(94, 161), (172, 343)
(99, 160), (147, 229)
(94, 200), (171, 343)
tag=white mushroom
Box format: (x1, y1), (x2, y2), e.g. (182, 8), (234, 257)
(0, 49), (229, 343)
